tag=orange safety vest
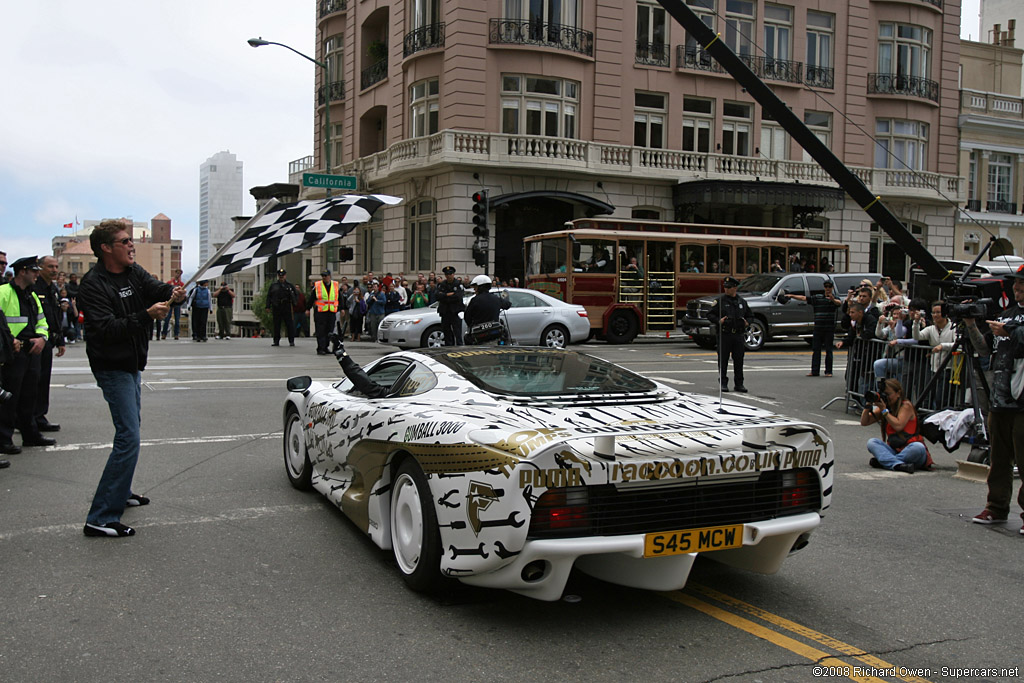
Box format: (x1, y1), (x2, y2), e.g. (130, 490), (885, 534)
(314, 280), (338, 313)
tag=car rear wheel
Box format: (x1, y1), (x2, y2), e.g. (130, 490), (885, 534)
(743, 319), (767, 351)
(390, 459), (445, 593)
(692, 335), (717, 350)
(605, 310), (638, 344)
(283, 406), (312, 490)
(540, 324), (569, 348)
(421, 325), (445, 348)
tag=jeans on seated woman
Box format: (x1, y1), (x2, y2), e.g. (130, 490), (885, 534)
(860, 377), (932, 473)
(866, 438), (928, 470)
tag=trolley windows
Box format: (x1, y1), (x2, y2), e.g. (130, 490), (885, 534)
(706, 244), (731, 274)
(527, 238), (568, 275)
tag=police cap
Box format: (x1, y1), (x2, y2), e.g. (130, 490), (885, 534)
(276, 269), (287, 276)
(11, 256), (40, 272)
(321, 270), (331, 277)
(442, 266), (456, 275)
(723, 276), (740, 288)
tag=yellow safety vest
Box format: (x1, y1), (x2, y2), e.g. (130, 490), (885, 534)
(0, 283), (48, 339)
(314, 280), (338, 313)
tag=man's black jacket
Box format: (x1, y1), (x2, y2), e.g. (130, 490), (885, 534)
(33, 278), (64, 347)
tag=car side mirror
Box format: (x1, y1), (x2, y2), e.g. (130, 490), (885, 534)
(287, 375), (312, 393)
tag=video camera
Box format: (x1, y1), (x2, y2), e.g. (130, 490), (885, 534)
(945, 295), (996, 322)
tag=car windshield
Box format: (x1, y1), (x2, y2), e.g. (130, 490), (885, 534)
(736, 274), (783, 295)
(433, 348), (657, 397)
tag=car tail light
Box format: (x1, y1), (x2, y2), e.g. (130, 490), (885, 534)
(780, 469), (818, 509)
(576, 309), (589, 318)
(530, 487), (591, 535)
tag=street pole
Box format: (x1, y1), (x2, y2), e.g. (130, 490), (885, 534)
(247, 37), (332, 198)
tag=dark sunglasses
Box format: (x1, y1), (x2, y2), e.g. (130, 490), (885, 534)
(112, 237), (133, 246)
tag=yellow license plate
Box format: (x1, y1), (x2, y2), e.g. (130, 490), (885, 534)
(644, 524), (744, 558)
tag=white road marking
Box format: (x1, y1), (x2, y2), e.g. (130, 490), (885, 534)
(650, 376), (694, 386)
(43, 433), (281, 452)
(0, 504), (323, 542)
(725, 394), (781, 407)
(644, 366), (846, 374)
(833, 419), (862, 426)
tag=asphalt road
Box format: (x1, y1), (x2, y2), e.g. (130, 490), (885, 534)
(1, 336), (1020, 683)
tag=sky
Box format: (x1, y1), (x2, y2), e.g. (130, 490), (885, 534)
(0, 1), (988, 276)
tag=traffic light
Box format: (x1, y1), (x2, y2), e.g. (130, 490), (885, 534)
(472, 190), (489, 239)
(472, 241), (487, 267)
(338, 245), (354, 262)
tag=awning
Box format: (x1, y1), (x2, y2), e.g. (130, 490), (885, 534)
(673, 179), (846, 212)
(490, 190), (615, 215)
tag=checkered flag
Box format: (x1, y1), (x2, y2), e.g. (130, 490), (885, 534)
(195, 194), (401, 281)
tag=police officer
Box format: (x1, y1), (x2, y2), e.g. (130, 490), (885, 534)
(33, 255), (65, 432)
(464, 274), (511, 344)
(0, 256), (55, 455)
(307, 270), (338, 355)
(0, 252), (18, 466)
(266, 269), (298, 347)
(706, 276), (752, 393)
(436, 266), (465, 346)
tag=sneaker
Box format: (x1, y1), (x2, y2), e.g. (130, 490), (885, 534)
(83, 522), (135, 537)
(972, 509), (1007, 525)
(893, 463), (915, 474)
(125, 494), (150, 507)
(735, 386), (749, 393)
(868, 457), (882, 469)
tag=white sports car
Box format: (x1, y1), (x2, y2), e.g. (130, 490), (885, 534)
(283, 347), (833, 601)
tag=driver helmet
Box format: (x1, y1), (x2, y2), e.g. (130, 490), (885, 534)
(471, 274), (492, 287)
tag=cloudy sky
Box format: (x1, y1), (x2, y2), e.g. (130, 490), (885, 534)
(0, 1), (986, 275)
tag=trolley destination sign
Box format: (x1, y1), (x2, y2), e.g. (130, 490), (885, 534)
(302, 172), (358, 191)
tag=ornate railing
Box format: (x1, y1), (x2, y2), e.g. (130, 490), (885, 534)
(361, 59), (387, 90)
(316, 80), (346, 105)
(488, 18), (594, 57)
(987, 199), (1017, 214)
(755, 55), (803, 84)
(404, 23), (445, 57)
(635, 41), (670, 67)
(804, 64), (834, 89)
(868, 73), (940, 103)
(317, 0), (347, 18)
(677, 45), (724, 72)
(965, 199), (981, 211)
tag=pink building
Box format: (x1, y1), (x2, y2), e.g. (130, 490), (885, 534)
(294, 0), (964, 282)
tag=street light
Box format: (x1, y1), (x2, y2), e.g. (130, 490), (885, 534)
(248, 37), (333, 197)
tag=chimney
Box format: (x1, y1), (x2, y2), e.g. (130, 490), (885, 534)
(993, 23), (1001, 46)
(1008, 19), (1016, 48)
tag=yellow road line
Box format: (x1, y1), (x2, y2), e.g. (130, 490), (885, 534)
(685, 585), (931, 683)
(663, 592), (888, 683)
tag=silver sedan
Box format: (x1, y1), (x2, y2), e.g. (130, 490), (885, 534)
(377, 287), (590, 349)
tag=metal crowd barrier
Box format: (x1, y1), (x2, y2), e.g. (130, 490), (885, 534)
(834, 337), (970, 414)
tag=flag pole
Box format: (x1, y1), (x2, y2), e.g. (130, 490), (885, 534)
(181, 198), (281, 290)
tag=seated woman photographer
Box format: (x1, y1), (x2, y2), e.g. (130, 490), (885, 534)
(860, 378), (933, 473)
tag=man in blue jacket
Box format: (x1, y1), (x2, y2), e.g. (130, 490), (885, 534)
(77, 220), (185, 538)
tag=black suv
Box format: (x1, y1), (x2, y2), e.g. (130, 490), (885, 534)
(682, 272), (882, 351)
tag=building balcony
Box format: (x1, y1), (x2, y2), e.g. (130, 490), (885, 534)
(404, 23), (445, 57)
(317, 0), (346, 19)
(489, 18), (594, 57)
(677, 45), (724, 72)
(961, 89), (1024, 119)
(987, 199), (1018, 214)
(868, 73), (940, 103)
(754, 55), (803, 84)
(635, 41), (670, 67)
(675, 47), (802, 84)
(317, 80), (346, 106)
(965, 199), (981, 211)
(337, 129), (965, 205)
(361, 59), (387, 90)
(804, 64), (834, 89)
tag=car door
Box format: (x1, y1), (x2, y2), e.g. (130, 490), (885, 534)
(773, 275), (808, 337)
(502, 290), (546, 343)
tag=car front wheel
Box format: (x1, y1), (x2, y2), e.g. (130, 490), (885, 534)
(283, 406), (312, 490)
(421, 325), (445, 348)
(744, 319), (767, 351)
(540, 324), (569, 348)
(390, 459), (445, 593)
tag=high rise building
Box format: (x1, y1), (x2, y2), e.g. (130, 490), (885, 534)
(199, 151), (243, 265)
(296, 0), (964, 283)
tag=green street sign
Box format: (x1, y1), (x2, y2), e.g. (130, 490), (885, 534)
(302, 172), (357, 191)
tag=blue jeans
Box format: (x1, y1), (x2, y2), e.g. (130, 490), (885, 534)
(162, 304), (181, 338)
(87, 370), (142, 525)
(873, 357), (902, 379)
(867, 438), (928, 470)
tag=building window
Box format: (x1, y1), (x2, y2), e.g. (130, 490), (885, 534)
(987, 153), (1014, 212)
(325, 34), (343, 82)
(362, 217), (383, 273)
(332, 123), (344, 165)
(870, 222), (925, 280)
(413, 0), (440, 28)
(878, 23), (931, 80)
(241, 281), (254, 312)
(408, 198), (435, 271)
(410, 78), (439, 137)
(724, 0), (755, 58)
(801, 110), (830, 162)
(763, 4), (792, 62)
(632, 208), (661, 220)
(722, 101), (752, 156)
(874, 119), (928, 170)
(636, 2), (668, 66)
(504, 0), (578, 27)
(501, 75), (579, 138)
(683, 0), (715, 65)
(634, 92), (666, 148)
(967, 151), (977, 208)
(806, 11), (833, 87)
(760, 110), (787, 160)
(683, 97), (713, 153)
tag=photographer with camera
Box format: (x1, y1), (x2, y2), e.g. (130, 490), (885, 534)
(872, 298), (916, 379)
(912, 302), (956, 405)
(860, 378), (932, 473)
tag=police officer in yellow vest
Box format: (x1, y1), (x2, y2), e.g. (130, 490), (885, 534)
(307, 269), (339, 355)
(0, 256), (55, 455)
